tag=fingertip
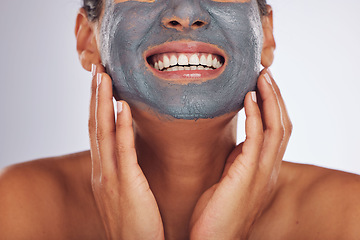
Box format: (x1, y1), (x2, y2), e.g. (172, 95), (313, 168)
(91, 64), (97, 77)
(96, 73), (114, 104)
(117, 100), (130, 114)
(244, 91), (258, 109)
(251, 91), (257, 103)
(91, 63), (106, 76)
(244, 92), (261, 122)
(114, 100), (136, 160)
(264, 72), (272, 85)
(258, 68), (273, 87)
(117, 101), (123, 114)
(257, 69), (276, 103)
(96, 73), (102, 87)
(116, 101), (133, 126)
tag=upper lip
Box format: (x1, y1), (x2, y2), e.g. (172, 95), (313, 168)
(143, 40), (227, 64)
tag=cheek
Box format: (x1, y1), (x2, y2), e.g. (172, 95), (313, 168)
(100, 3), (163, 65)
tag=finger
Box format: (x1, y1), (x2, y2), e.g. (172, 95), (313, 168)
(221, 143), (243, 180)
(264, 69), (293, 180)
(89, 64), (106, 183)
(256, 70), (284, 173)
(115, 101), (138, 178)
(96, 72), (118, 177)
(224, 91), (263, 182)
(266, 70), (293, 154)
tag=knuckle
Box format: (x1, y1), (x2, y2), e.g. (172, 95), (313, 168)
(96, 130), (107, 143)
(116, 119), (132, 129)
(279, 124), (286, 138)
(96, 123), (112, 143)
(285, 121), (293, 136)
(251, 133), (264, 147)
(116, 145), (126, 154)
(228, 158), (255, 181)
(257, 130), (265, 143)
(88, 119), (95, 132)
(268, 124), (285, 140)
(116, 144), (135, 156)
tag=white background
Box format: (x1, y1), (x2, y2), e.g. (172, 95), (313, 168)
(0, 0), (359, 174)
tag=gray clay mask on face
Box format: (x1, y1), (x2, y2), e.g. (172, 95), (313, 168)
(100, 0), (263, 120)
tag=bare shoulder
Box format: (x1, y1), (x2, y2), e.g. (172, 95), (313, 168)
(0, 151), (103, 239)
(292, 162), (360, 239)
(251, 161), (360, 239)
(262, 162), (360, 239)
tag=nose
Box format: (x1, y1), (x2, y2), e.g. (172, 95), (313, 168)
(161, 1), (210, 31)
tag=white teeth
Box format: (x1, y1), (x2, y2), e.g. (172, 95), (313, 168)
(152, 53), (223, 71)
(206, 54), (213, 67)
(178, 54), (189, 66)
(200, 55), (207, 66)
(189, 54), (200, 65)
(212, 58), (219, 69)
(161, 65), (217, 71)
(170, 55), (177, 66)
(158, 60), (164, 70)
(163, 55), (170, 68)
(190, 66), (197, 70)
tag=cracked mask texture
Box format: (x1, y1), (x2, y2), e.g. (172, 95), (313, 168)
(100, 0), (263, 120)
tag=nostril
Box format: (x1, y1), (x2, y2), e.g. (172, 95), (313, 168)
(169, 20), (180, 27)
(192, 21), (206, 28)
(193, 21), (204, 26)
(163, 18), (207, 30)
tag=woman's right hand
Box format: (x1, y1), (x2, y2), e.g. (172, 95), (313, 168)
(88, 64), (164, 240)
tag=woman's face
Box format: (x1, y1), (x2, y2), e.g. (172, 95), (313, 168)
(99, 0), (263, 120)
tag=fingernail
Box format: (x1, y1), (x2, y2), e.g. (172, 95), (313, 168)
(251, 91), (257, 103)
(267, 68), (273, 78)
(117, 101), (123, 113)
(264, 72), (272, 85)
(97, 73), (102, 86)
(91, 64), (97, 77)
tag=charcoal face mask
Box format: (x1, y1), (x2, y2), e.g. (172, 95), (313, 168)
(100, 0), (263, 120)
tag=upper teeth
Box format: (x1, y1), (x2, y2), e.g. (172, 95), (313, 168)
(150, 53), (223, 71)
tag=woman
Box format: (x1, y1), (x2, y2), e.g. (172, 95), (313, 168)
(0, 0), (359, 239)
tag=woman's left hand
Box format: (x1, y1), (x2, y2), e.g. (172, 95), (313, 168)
(189, 69), (292, 240)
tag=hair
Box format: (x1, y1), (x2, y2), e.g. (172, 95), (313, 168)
(83, 0), (268, 22)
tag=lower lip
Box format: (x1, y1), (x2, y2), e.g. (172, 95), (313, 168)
(147, 65), (225, 83)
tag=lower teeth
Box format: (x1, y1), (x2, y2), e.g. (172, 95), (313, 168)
(162, 65), (215, 71)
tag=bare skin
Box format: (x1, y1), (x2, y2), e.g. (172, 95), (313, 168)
(1, 70), (359, 239)
(1, 3), (360, 240)
(1, 147), (359, 239)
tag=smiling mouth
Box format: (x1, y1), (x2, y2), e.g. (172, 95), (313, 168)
(144, 41), (227, 82)
(147, 53), (225, 72)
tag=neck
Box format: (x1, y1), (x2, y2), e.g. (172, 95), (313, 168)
(132, 108), (238, 239)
